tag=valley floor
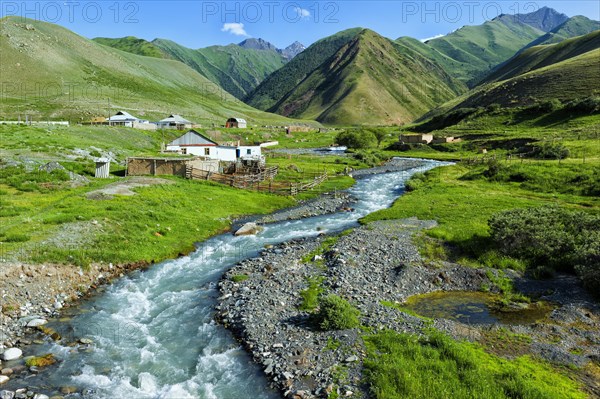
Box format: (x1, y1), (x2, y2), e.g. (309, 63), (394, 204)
(218, 219), (599, 399)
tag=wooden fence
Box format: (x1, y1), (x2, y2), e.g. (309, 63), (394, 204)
(186, 165), (328, 196)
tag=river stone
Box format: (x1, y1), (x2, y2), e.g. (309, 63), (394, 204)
(59, 387), (76, 395)
(26, 319), (47, 328)
(0, 349), (22, 361)
(33, 395), (49, 399)
(0, 390), (15, 399)
(0, 376), (8, 384)
(234, 223), (263, 236)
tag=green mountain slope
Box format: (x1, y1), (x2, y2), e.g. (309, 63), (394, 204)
(93, 36), (287, 100)
(152, 39), (287, 100)
(481, 31), (600, 84)
(423, 17), (544, 85)
(246, 28), (363, 111)
(260, 29), (466, 125)
(0, 17), (308, 126)
(430, 49), (600, 114)
(525, 16), (600, 47)
(92, 36), (165, 58)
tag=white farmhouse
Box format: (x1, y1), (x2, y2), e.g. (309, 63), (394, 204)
(107, 111), (155, 130)
(156, 114), (193, 130)
(108, 111), (141, 127)
(165, 130), (261, 161)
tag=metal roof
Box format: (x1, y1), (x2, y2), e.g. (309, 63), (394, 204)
(159, 114), (192, 124)
(108, 111), (139, 121)
(227, 118), (247, 124)
(167, 130), (217, 146)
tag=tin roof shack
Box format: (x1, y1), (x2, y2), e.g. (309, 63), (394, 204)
(225, 118), (247, 129)
(399, 134), (433, 144)
(156, 114), (193, 130)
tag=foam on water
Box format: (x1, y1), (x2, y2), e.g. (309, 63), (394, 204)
(29, 159), (450, 398)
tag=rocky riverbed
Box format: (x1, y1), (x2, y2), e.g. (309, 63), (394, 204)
(217, 219), (600, 398)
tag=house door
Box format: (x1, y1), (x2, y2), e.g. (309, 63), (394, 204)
(236, 149), (241, 158)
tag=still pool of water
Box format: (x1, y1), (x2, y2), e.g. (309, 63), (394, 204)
(403, 291), (555, 325)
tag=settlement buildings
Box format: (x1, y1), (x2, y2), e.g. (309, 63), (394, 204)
(165, 130), (261, 161)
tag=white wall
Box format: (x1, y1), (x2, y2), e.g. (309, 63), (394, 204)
(237, 146), (262, 158)
(164, 145), (260, 161)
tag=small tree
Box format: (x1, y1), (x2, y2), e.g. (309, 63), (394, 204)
(336, 130), (377, 149)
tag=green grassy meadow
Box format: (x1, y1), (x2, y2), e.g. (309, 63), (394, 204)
(0, 172), (294, 265)
(363, 330), (586, 399)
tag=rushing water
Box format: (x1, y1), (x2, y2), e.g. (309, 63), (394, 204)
(16, 159), (450, 398)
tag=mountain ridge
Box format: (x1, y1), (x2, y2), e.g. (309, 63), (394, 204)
(256, 29), (467, 125)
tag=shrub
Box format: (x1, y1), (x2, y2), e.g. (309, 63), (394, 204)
(314, 294), (360, 331)
(486, 103), (502, 113)
(335, 130), (377, 149)
(299, 276), (325, 311)
(564, 96), (600, 114)
(530, 142), (570, 160)
(529, 99), (563, 114)
(405, 172), (426, 192)
(2, 233), (31, 243)
(230, 274), (249, 283)
(352, 150), (386, 167)
(489, 206), (600, 278)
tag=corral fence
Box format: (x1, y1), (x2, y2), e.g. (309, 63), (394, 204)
(186, 165), (328, 196)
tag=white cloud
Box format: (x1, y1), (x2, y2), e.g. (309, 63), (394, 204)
(221, 23), (249, 37)
(294, 7), (310, 18)
(420, 34), (444, 42)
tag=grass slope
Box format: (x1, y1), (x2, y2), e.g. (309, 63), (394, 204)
(246, 28), (363, 111)
(92, 36), (287, 100)
(451, 50), (600, 110)
(151, 39), (287, 100)
(258, 29), (466, 125)
(0, 17), (302, 126)
(481, 31), (600, 84)
(526, 16), (600, 47)
(423, 17), (544, 85)
(92, 36), (165, 58)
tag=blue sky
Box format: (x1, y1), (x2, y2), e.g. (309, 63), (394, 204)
(2, 1), (599, 49)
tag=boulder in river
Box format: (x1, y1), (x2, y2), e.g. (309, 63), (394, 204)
(235, 223), (264, 236)
(0, 348), (22, 361)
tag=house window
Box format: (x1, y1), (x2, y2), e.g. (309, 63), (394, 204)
(246, 149), (252, 155)
(205, 148), (210, 156)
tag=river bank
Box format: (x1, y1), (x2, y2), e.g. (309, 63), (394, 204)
(217, 220), (600, 398)
(0, 158), (432, 394)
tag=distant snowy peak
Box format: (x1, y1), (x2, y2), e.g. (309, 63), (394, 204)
(281, 41), (306, 60)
